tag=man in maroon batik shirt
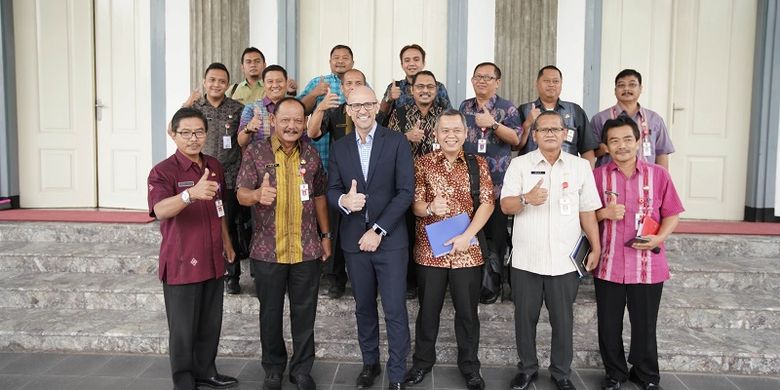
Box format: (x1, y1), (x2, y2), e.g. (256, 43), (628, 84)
(147, 107), (238, 390)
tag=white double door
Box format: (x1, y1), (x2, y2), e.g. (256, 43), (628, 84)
(15, 0), (152, 209)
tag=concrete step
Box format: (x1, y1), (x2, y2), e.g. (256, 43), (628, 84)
(0, 271), (777, 330)
(0, 307), (777, 376)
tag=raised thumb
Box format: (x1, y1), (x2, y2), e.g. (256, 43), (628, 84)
(199, 168), (210, 182)
(608, 194), (618, 205)
(533, 177), (544, 189)
(349, 179), (358, 193)
(262, 172), (270, 186)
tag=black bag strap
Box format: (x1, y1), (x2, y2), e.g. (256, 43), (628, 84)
(465, 153), (489, 255)
(227, 82), (239, 98)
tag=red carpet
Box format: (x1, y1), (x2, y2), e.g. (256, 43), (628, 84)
(676, 220), (780, 236)
(0, 209), (154, 224)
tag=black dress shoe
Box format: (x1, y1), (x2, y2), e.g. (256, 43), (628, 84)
(509, 372), (538, 390)
(290, 373), (316, 390)
(356, 363), (381, 389)
(601, 376), (622, 390)
(628, 370), (663, 390)
(195, 373), (239, 389)
(387, 382), (405, 390)
(403, 367), (431, 384)
(225, 277), (241, 294)
(263, 372), (282, 390)
(328, 282), (346, 299)
(553, 378), (576, 390)
(463, 372), (485, 390)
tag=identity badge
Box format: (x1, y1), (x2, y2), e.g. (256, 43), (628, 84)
(559, 197), (571, 216)
(432, 142), (440, 151)
(222, 135), (232, 149)
(566, 129), (575, 143)
(635, 212), (643, 230)
(643, 140), (652, 157)
(215, 199), (225, 218)
(300, 183), (310, 201)
(477, 139), (487, 153)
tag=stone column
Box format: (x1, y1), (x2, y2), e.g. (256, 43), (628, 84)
(494, 0), (557, 106)
(190, 0), (249, 89)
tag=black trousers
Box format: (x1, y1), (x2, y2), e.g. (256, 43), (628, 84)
(412, 264), (482, 374)
(223, 188), (251, 279)
(594, 278), (664, 384)
(252, 259), (321, 376)
(405, 210), (417, 289)
(512, 269), (579, 381)
(163, 277), (224, 390)
(484, 206), (509, 281)
(322, 205), (347, 286)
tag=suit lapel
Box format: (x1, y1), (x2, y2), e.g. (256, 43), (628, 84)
(346, 133), (368, 188)
(366, 126), (386, 186)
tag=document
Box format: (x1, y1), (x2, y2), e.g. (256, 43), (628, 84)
(569, 234), (591, 278)
(425, 213), (477, 257)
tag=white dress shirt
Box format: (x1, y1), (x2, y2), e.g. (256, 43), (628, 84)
(501, 149), (601, 276)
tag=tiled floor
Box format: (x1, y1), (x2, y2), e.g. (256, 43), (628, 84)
(0, 352), (778, 390)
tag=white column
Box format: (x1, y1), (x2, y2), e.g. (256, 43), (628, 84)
(465, 0), (495, 100)
(556, 0), (585, 106)
(249, 0), (279, 64)
(164, 0), (190, 155)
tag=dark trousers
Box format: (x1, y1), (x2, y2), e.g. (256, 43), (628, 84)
(223, 188), (251, 279)
(413, 264), (481, 374)
(322, 205), (347, 286)
(511, 269), (579, 381)
(594, 278), (664, 384)
(485, 206), (509, 282)
(252, 260), (321, 376)
(163, 277), (224, 390)
(405, 210), (417, 290)
(345, 248), (410, 383)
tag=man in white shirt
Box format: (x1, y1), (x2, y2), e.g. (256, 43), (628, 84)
(500, 111), (601, 390)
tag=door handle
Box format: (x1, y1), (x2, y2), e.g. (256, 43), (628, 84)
(672, 104), (685, 124)
(95, 99), (106, 121)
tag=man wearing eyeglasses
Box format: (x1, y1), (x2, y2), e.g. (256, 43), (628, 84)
(459, 62), (522, 304)
(147, 107), (239, 390)
(327, 86), (414, 390)
(500, 110), (601, 390)
(518, 66), (599, 167)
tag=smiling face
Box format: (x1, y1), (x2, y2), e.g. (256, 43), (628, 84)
(203, 68), (229, 101)
(435, 114), (467, 156)
(532, 114), (566, 153)
(605, 124), (640, 164)
(614, 75), (643, 106)
(471, 64), (501, 99)
(401, 48), (425, 79)
(329, 48), (354, 76)
(263, 70), (287, 102)
(346, 86), (378, 131)
(170, 117), (207, 160)
(536, 68), (562, 102)
(271, 100), (306, 148)
(412, 74), (437, 107)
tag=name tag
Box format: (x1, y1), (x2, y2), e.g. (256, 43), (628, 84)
(432, 142), (440, 151)
(215, 199), (225, 217)
(560, 197), (571, 216)
(531, 171), (546, 175)
(222, 135), (232, 149)
(300, 183), (310, 201)
(477, 139), (487, 153)
(566, 129), (575, 143)
(643, 140), (652, 157)
(177, 181), (194, 188)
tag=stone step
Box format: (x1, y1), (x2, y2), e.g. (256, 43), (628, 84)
(0, 271), (777, 330)
(2, 221), (779, 258)
(0, 307), (777, 376)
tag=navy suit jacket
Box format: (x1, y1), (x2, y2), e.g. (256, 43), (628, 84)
(327, 124), (414, 253)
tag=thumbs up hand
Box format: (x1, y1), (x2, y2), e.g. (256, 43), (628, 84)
(429, 188), (449, 216)
(341, 179), (366, 212)
(245, 106), (262, 134)
(475, 103), (496, 128)
(189, 168), (219, 201)
(313, 76), (329, 96)
(317, 87), (340, 112)
(257, 172), (277, 206)
(389, 80), (402, 100)
(406, 120), (424, 143)
(603, 192), (626, 221)
(524, 178), (548, 206)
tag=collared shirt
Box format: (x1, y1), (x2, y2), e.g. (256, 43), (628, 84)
(381, 79), (451, 121)
(387, 103), (444, 159)
(518, 98), (600, 157)
(238, 96), (277, 144)
(227, 79), (265, 105)
(235, 134), (326, 264)
(191, 96), (244, 189)
(147, 151), (226, 285)
(460, 95), (523, 198)
(313, 103), (387, 172)
(501, 149), (601, 276)
(591, 103), (676, 167)
(593, 159), (684, 284)
(414, 151), (493, 268)
(355, 123), (377, 180)
(298, 74), (346, 168)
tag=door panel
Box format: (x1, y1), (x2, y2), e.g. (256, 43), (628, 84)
(14, 0), (97, 207)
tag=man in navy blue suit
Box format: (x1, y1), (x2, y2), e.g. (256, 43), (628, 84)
(327, 86), (414, 390)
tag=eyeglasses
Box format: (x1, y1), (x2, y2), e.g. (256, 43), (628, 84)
(347, 101), (377, 111)
(413, 84), (437, 90)
(535, 127), (566, 135)
(472, 74), (497, 82)
(177, 130), (207, 140)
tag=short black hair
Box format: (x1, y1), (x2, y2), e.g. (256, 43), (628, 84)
(274, 97), (306, 113)
(399, 44), (426, 62)
(262, 64), (287, 81)
(537, 65), (562, 80)
(330, 44), (354, 58)
(171, 107), (207, 133)
(411, 70), (437, 86)
(241, 47), (265, 63)
(339, 68), (367, 84)
(435, 108), (467, 131)
(204, 62), (229, 80)
(615, 69), (642, 85)
(532, 110), (565, 131)
(473, 62), (502, 80)
(601, 116), (640, 144)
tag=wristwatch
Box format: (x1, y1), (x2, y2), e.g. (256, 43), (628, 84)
(319, 232), (334, 240)
(372, 223), (387, 237)
(491, 121), (500, 130)
(519, 193), (528, 206)
(181, 189), (192, 205)
(425, 203), (433, 216)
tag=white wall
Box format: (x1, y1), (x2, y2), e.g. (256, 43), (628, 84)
(164, 0), (190, 155)
(464, 0), (495, 100)
(556, 0), (585, 105)
(249, 0), (279, 65)
(776, 104), (780, 216)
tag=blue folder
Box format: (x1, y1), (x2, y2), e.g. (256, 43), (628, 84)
(425, 212), (477, 257)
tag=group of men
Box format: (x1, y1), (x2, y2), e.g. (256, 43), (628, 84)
(147, 43), (683, 390)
